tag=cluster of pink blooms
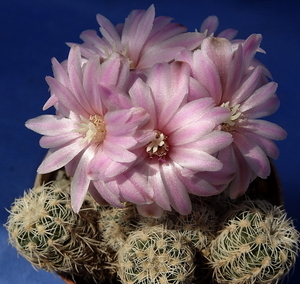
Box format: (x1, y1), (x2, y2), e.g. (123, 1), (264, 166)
(26, 5), (286, 217)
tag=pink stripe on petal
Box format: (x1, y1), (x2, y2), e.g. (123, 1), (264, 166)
(39, 132), (81, 149)
(161, 163), (192, 215)
(166, 98), (215, 131)
(200, 16), (219, 35)
(51, 57), (70, 89)
(147, 161), (171, 211)
(191, 130), (233, 154)
(231, 66), (262, 105)
(242, 34), (263, 67)
(239, 82), (278, 112)
(160, 62), (190, 128)
(119, 176), (150, 205)
(125, 5), (155, 65)
(240, 131), (280, 159)
(192, 50), (222, 104)
(169, 120), (216, 145)
(181, 173), (220, 196)
(37, 140), (86, 174)
(93, 179), (123, 207)
(170, 147), (223, 172)
(233, 132), (270, 178)
(46, 76), (89, 117)
(242, 95), (280, 118)
(25, 115), (75, 136)
(71, 144), (96, 212)
(238, 119), (287, 141)
(228, 145), (253, 198)
(129, 78), (157, 125)
(96, 14), (121, 48)
(104, 160), (131, 178)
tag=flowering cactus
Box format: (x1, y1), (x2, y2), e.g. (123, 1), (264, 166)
(205, 200), (299, 284)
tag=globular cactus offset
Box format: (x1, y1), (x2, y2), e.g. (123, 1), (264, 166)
(98, 203), (137, 251)
(117, 225), (195, 284)
(205, 199), (299, 284)
(5, 173), (109, 283)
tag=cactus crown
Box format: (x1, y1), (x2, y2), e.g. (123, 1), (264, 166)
(5, 175), (108, 283)
(117, 225), (195, 284)
(207, 200), (299, 284)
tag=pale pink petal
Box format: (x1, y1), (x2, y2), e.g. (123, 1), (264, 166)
(230, 66), (262, 105)
(37, 140), (86, 173)
(233, 132), (270, 178)
(93, 179), (124, 207)
(71, 144), (97, 212)
(239, 131), (280, 160)
(147, 161), (171, 211)
(191, 49), (222, 104)
(242, 95), (280, 118)
(217, 28), (238, 40)
(129, 78), (157, 126)
(242, 34), (263, 67)
(103, 140), (137, 163)
(165, 98), (215, 131)
(45, 76), (89, 117)
(200, 15), (219, 35)
(227, 145), (254, 199)
(96, 14), (121, 48)
(180, 173), (221, 196)
(25, 115), (75, 136)
(239, 82), (278, 113)
(159, 62), (190, 128)
(39, 132), (80, 149)
(190, 130), (233, 154)
(222, 44), (244, 102)
(119, 175), (152, 205)
(161, 163), (192, 215)
(123, 5), (155, 65)
(170, 146), (223, 172)
(168, 120), (216, 145)
(238, 119), (287, 140)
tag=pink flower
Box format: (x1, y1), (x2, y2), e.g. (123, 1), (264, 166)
(200, 15), (238, 40)
(67, 5), (205, 70)
(88, 61), (233, 217)
(25, 45), (152, 212)
(177, 35), (287, 198)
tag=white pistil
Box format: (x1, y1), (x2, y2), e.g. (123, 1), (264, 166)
(146, 131), (169, 160)
(74, 115), (106, 144)
(220, 102), (242, 130)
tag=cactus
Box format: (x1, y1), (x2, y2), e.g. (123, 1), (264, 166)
(117, 225), (195, 284)
(205, 199), (299, 284)
(138, 197), (217, 251)
(5, 174), (110, 283)
(98, 203), (138, 251)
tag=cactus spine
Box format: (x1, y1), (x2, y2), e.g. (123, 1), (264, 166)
(206, 200), (299, 284)
(5, 175), (109, 283)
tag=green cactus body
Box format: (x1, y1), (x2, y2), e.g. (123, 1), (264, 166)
(207, 200), (299, 284)
(98, 203), (138, 251)
(6, 176), (109, 283)
(117, 225), (195, 284)
(118, 226), (194, 284)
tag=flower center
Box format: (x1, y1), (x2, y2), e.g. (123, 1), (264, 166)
(146, 130), (169, 161)
(74, 115), (106, 144)
(220, 102), (242, 132)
